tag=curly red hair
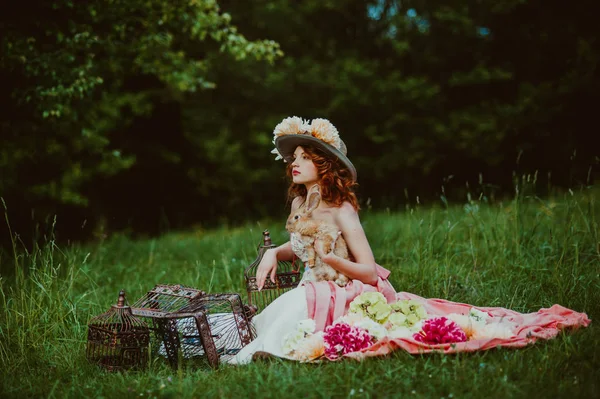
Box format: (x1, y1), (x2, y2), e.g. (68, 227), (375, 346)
(286, 145), (360, 211)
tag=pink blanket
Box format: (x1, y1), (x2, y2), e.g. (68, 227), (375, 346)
(305, 266), (591, 359)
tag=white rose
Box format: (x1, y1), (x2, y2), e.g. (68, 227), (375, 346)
(282, 330), (304, 355)
(297, 319), (316, 335)
(387, 326), (413, 339)
(355, 318), (388, 341)
(471, 323), (514, 340)
(469, 308), (490, 323)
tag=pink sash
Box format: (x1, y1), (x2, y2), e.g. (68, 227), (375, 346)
(305, 264), (397, 332)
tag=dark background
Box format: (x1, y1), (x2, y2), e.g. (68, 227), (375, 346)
(1, 0), (598, 246)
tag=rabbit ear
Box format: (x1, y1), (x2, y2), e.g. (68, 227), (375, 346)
(307, 184), (321, 195)
(306, 190), (321, 213)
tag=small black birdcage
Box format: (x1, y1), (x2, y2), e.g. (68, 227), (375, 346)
(244, 230), (302, 312)
(131, 284), (256, 369)
(86, 290), (150, 371)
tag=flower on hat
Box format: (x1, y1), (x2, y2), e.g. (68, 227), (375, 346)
(270, 116), (343, 160)
(270, 147), (284, 161)
(270, 116), (310, 160)
(273, 116), (309, 138)
(307, 118), (341, 149)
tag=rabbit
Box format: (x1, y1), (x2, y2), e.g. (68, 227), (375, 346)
(285, 189), (350, 287)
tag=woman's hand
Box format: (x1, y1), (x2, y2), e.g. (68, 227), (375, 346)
(256, 248), (279, 291)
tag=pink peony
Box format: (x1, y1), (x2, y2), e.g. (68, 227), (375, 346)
(413, 317), (467, 345)
(323, 322), (373, 360)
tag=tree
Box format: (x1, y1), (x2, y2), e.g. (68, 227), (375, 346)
(207, 0), (597, 205)
(0, 0), (282, 240)
(1, 0), (597, 243)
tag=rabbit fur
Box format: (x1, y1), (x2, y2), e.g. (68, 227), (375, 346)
(286, 190), (350, 287)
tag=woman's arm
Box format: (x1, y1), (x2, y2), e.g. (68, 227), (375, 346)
(316, 202), (378, 285)
(256, 196), (303, 290)
(256, 242), (293, 290)
(272, 241), (294, 261)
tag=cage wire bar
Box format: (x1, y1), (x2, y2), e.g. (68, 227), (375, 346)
(244, 230), (302, 312)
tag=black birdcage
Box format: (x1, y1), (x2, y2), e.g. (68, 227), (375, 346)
(86, 290), (150, 371)
(131, 284), (256, 369)
(244, 230), (302, 312)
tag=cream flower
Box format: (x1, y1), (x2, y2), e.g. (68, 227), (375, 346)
(282, 330), (305, 355)
(447, 313), (481, 338)
(338, 312), (364, 325)
(469, 308), (489, 323)
(354, 318), (388, 341)
(447, 308), (512, 340)
(387, 326), (413, 339)
(270, 116), (345, 162)
(297, 319), (316, 335)
(282, 319), (319, 356)
(471, 323), (514, 340)
(308, 118), (341, 149)
(273, 116), (309, 138)
(292, 332), (325, 361)
(338, 314), (388, 341)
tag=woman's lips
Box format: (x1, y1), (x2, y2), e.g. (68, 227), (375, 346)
(292, 170), (300, 175)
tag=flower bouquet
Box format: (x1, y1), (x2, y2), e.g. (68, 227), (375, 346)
(281, 292), (515, 361)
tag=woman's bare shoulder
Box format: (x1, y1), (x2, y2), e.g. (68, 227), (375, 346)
(334, 201), (359, 222)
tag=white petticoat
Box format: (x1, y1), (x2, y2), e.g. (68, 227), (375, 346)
(227, 271), (314, 365)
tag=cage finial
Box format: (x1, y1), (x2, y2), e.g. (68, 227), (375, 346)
(262, 230), (272, 246)
(116, 290), (127, 308)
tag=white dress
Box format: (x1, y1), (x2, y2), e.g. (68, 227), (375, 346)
(228, 233), (313, 365)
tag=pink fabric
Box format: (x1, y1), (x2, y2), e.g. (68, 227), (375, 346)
(305, 268), (591, 358)
(305, 264), (396, 332)
(347, 292), (591, 360)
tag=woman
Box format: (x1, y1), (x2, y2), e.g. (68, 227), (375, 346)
(229, 117), (590, 365)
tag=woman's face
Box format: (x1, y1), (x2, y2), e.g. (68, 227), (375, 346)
(291, 146), (319, 186)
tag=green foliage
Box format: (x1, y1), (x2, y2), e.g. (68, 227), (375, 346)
(1, 0), (598, 240)
(0, 0), (282, 208)
(0, 188), (598, 397)
(179, 0), (598, 225)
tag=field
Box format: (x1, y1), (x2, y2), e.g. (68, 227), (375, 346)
(1, 187), (598, 398)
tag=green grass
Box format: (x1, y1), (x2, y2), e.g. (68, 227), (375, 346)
(1, 186), (599, 398)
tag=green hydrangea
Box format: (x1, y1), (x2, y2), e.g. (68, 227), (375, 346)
(388, 300), (428, 329)
(387, 312), (407, 326)
(348, 292), (392, 323)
